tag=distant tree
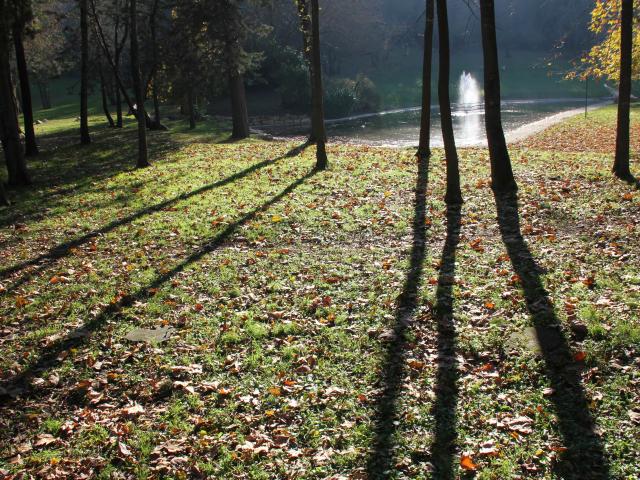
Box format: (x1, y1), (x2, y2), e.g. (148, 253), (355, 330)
(98, 62), (115, 127)
(480, 0), (517, 195)
(0, 0), (31, 186)
(614, 0), (635, 182)
(80, 0), (91, 145)
(12, 0), (38, 156)
(25, 0), (74, 111)
(310, 0), (328, 169)
(130, 0), (149, 167)
(417, 0), (434, 160)
(221, 1), (250, 140)
(436, 0), (462, 205)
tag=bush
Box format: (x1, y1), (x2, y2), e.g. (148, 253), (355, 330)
(353, 74), (381, 113)
(324, 80), (357, 118)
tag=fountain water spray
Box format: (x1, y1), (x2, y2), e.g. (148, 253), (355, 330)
(458, 71), (483, 144)
(458, 71), (481, 109)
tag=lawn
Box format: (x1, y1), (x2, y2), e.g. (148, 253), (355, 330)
(0, 106), (639, 479)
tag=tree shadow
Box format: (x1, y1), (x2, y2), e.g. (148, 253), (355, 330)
(430, 204), (462, 479)
(0, 143), (308, 295)
(495, 194), (610, 480)
(366, 154), (430, 477)
(0, 168), (316, 403)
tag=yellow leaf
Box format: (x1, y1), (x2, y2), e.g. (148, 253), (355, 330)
(460, 454), (478, 471)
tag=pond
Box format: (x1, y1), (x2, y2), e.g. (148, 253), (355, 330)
(262, 73), (608, 148)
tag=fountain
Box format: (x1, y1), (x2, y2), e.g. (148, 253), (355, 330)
(457, 71), (483, 144)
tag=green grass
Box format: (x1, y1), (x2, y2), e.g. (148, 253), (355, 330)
(0, 105), (639, 479)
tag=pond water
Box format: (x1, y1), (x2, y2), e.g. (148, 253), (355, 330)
(263, 73), (606, 148)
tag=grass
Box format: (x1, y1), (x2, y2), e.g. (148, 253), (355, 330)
(0, 104), (639, 479)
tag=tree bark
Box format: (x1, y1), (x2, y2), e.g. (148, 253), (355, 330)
(130, 0), (149, 167)
(13, 26), (38, 157)
(480, 0), (517, 195)
(0, 19), (30, 187)
(436, 0), (462, 205)
(417, 0), (434, 159)
(100, 69), (115, 127)
(614, 0), (634, 181)
(310, 0), (328, 169)
(80, 0), (91, 144)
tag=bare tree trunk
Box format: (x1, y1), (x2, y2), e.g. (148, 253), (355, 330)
(310, 0), (328, 169)
(0, 18), (30, 187)
(187, 89), (196, 129)
(297, 0), (321, 144)
(0, 180), (9, 206)
(480, 0), (517, 195)
(13, 26), (38, 157)
(614, 0), (634, 182)
(227, 68), (250, 139)
(37, 81), (51, 109)
(100, 69), (115, 127)
(152, 82), (161, 127)
(130, 0), (149, 167)
(115, 73), (123, 127)
(436, 0), (462, 205)
(417, 0), (435, 159)
(80, 0), (91, 144)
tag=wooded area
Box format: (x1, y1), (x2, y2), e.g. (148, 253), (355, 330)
(0, 0), (638, 478)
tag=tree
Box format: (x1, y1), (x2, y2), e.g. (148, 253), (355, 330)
(0, 0), (30, 187)
(80, 0), (91, 145)
(295, 0), (323, 144)
(417, 0), (434, 160)
(310, 0), (328, 169)
(12, 0), (38, 157)
(436, 0), (462, 205)
(130, 0), (149, 167)
(23, 0), (73, 111)
(480, 0), (517, 195)
(614, 0), (635, 182)
(574, 0), (640, 82)
(220, 1), (250, 140)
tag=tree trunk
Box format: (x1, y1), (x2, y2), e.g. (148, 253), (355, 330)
(614, 0), (634, 181)
(100, 69), (115, 127)
(152, 82), (161, 128)
(115, 74), (123, 127)
(310, 0), (328, 170)
(0, 180), (9, 206)
(80, 0), (91, 144)
(417, 0), (435, 159)
(38, 81), (51, 110)
(480, 0), (517, 195)
(187, 89), (196, 130)
(0, 22), (30, 187)
(297, 0), (321, 144)
(130, 0), (149, 167)
(227, 68), (250, 139)
(436, 0), (462, 205)
(13, 27), (38, 157)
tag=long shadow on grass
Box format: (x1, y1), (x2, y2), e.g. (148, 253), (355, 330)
(496, 194), (610, 480)
(366, 154), (430, 477)
(0, 168), (316, 403)
(430, 205), (462, 479)
(0, 144), (308, 294)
